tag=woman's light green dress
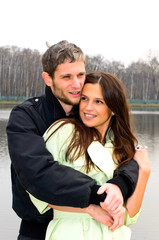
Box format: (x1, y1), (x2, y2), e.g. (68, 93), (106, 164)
(29, 122), (139, 240)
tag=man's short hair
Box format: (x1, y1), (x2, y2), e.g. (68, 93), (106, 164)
(42, 40), (85, 78)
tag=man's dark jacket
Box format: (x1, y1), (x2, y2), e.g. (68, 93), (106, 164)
(6, 86), (139, 239)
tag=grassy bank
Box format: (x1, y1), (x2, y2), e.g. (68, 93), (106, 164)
(0, 100), (23, 105)
(130, 103), (159, 107)
(0, 100), (159, 107)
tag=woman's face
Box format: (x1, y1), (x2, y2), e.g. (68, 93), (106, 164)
(79, 83), (112, 138)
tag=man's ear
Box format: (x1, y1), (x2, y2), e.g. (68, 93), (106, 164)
(42, 72), (53, 86)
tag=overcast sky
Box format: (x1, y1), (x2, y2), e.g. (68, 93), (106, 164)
(1, 0), (159, 66)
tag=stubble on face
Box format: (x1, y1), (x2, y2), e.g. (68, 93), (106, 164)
(52, 81), (80, 106)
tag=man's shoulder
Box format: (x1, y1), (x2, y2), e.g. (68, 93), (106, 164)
(8, 94), (48, 135)
(12, 95), (46, 115)
(19, 94), (46, 108)
(9, 94), (47, 121)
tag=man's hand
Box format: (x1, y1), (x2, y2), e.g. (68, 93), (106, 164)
(97, 183), (124, 214)
(97, 183), (125, 231)
(86, 204), (113, 227)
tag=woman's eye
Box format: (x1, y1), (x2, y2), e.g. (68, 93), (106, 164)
(96, 100), (104, 104)
(80, 96), (87, 101)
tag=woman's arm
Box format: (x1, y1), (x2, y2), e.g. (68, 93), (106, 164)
(29, 192), (113, 227)
(48, 204), (113, 227)
(125, 148), (151, 217)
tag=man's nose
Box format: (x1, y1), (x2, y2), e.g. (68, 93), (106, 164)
(72, 77), (81, 88)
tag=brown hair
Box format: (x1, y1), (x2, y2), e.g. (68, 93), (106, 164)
(85, 72), (138, 169)
(45, 71), (138, 172)
(45, 117), (101, 173)
(42, 40), (85, 79)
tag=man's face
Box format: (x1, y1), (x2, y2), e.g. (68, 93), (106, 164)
(51, 60), (86, 109)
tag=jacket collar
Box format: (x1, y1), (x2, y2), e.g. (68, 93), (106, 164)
(45, 86), (79, 120)
(45, 86), (65, 124)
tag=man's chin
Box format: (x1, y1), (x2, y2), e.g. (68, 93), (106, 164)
(65, 97), (80, 106)
(59, 99), (80, 106)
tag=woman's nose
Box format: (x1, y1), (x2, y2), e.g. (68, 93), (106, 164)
(85, 101), (93, 110)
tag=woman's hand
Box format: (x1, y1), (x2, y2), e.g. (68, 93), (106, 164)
(48, 203), (114, 227)
(86, 204), (125, 231)
(134, 147), (151, 174)
(86, 204), (114, 227)
(109, 206), (126, 231)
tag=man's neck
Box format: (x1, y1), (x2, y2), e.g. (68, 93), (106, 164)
(58, 99), (73, 116)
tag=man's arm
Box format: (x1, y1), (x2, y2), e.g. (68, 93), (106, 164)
(107, 159), (139, 201)
(6, 104), (105, 207)
(95, 160), (139, 213)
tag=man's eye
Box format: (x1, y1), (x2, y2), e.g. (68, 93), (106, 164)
(78, 73), (85, 77)
(63, 75), (70, 79)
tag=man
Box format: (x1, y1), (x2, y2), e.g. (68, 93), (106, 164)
(6, 40), (138, 240)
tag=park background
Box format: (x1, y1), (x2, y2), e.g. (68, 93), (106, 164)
(0, 0), (159, 240)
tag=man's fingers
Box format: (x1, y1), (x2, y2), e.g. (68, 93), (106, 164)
(97, 183), (107, 194)
(100, 195), (123, 213)
(111, 204), (122, 214)
(97, 183), (124, 214)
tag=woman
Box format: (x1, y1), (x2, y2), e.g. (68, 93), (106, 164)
(29, 72), (150, 239)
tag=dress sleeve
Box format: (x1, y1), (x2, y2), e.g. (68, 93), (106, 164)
(124, 208), (140, 226)
(29, 193), (51, 214)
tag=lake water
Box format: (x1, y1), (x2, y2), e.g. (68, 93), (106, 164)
(0, 107), (159, 240)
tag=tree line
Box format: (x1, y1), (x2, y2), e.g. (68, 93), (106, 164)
(0, 46), (159, 102)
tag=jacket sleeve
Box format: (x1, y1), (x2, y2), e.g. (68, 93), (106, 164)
(107, 159), (139, 201)
(6, 104), (100, 208)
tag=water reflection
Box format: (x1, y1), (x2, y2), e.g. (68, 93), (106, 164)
(0, 120), (10, 167)
(0, 110), (11, 120)
(0, 109), (159, 240)
(130, 113), (159, 240)
(0, 118), (20, 239)
(133, 114), (159, 168)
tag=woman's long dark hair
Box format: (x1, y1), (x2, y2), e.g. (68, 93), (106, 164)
(45, 71), (138, 173)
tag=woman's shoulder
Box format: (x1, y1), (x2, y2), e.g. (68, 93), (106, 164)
(43, 120), (75, 142)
